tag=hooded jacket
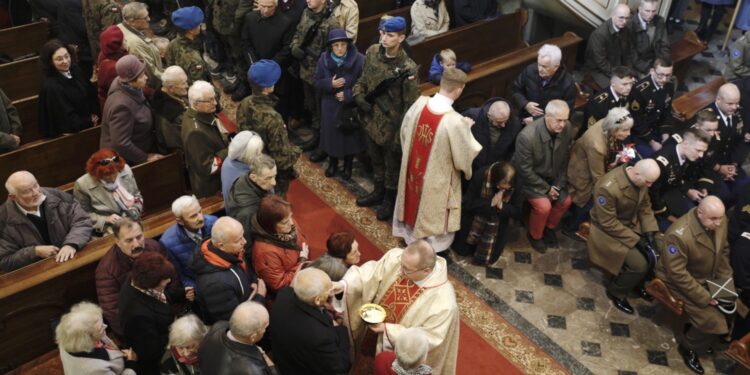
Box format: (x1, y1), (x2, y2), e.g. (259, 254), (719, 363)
(97, 25), (127, 112)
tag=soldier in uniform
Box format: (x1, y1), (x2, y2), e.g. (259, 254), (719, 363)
(629, 0), (670, 75)
(724, 31), (750, 81)
(584, 4), (635, 89)
(237, 60), (301, 197)
(352, 16), (421, 219)
(581, 66), (635, 138)
(206, 0), (253, 96)
(657, 196), (731, 375)
(165, 7), (211, 84)
(649, 128), (711, 231)
(588, 159), (660, 315)
(181, 80), (231, 198)
(82, 0), (123, 61)
(289, 0), (341, 154)
(629, 57), (675, 158)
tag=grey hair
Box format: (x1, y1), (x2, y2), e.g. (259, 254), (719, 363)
(601, 107), (633, 136)
(308, 254), (348, 281)
(249, 154), (276, 175)
(152, 37), (169, 52)
(162, 65), (187, 86)
(55, 302), (103, 353)
(188, 80), (214, 108)
(4, 178), (14, 195)
(228, 131), (265, 164)
(405, 240), (436, 270)
(229, 302), (269, 337)
(171, 195), (199, 218)
(211, 216), (242, 244)
(395, 327), (430, 370)
(537, 44), (562, 65)
(544, 99), (569, 117)
(293, 268), (331, 305)
(168, 314), (208, 348)
(122, 2), (148, 21)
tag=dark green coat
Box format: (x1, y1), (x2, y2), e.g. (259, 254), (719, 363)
(180, 108), (229, 198)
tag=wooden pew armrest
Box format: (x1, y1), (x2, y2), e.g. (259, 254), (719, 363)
(645, 278), (684, 316)
(727, 332), (750, 369)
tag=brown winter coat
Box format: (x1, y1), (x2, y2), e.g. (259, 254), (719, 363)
(567, 120), (609, 207)
(100, 78), (156, 164)
(588, 165), (658, 275)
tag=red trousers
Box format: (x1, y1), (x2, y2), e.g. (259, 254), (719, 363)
(527, 195), (572, 240)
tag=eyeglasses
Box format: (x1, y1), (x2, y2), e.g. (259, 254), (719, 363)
(196, 97), (217, 103)
(615, 113), (633, 124)
(655, 72), (672, 79)
(97, 156), (119, 165)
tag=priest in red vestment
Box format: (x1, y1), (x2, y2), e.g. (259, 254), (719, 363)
(392, 68), (482, 253)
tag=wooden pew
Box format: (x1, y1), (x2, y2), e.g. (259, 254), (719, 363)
(14, 95), (42, 145)
(0, 126), (101, 202)
(672, 31), (708, 85)
(0, 56), (41, 102)
(411, 9), (529, 80)
(671, 76), (725, 129)
(356, 0), (398, 19)
(645, 278), (684, 316)
(356, 6), (411, 52)
(420, 32), (583, 112)
(728, 333), (750, 370)
(0, 22), (49, 60)
(0, 154), (225, 371)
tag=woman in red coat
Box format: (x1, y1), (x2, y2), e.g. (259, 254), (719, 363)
(97, 25), (127, 113)
(251, 195), (310, 299)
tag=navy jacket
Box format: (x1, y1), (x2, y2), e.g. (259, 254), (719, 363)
(160, 214), (218, 287)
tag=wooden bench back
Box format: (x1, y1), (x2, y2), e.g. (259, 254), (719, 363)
(671, 76), (725, 128)
(671, 31), (707, 85)
(0, 22), (49, 60)
(356, 0), (398, 19)
(14, 95), (42, 145)
(0, 56), (41, 101)
(0, 126), (101, 202)
(356, 6), (411, 52)
(411, 9), (528, 79)
(421, 32), (583, 112)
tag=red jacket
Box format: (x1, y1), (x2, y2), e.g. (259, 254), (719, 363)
(97, 25), (126, 113)
(251, 230), (305, 295)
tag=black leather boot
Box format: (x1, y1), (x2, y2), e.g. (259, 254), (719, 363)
(678, 345), (704, 374)
(325, 157), (338, 177)
(341, 156), (353, 180)
(357, 184), (385, 207)
(376, 189), (396, 221)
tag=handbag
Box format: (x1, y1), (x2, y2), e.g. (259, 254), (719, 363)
(336, 102), (361, 131)
(706, 277), (739, 315)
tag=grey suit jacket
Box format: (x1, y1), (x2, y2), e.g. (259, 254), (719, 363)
(512, 117), (574, 199)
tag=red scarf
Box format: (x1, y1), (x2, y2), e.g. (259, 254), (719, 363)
(171, 347), (199, 365)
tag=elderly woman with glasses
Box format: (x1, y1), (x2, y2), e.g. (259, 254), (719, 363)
(563, 107), (635, 240)
(74, 148), (144, 236)
(57, 302), (137, 375)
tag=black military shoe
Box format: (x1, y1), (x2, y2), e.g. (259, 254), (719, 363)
(542, 228), (559, 248)
(376, 189), (396, 221)
(341, 157), (353, 180)
(325, 161), (337, 177)
(356, 185), (385, 207)
(635, 287), (654, 302)
(309, 149), (327, 163)
(527, 232), (547, 254)
(678, 345), (705, 374)
(606, 291), (634, 314)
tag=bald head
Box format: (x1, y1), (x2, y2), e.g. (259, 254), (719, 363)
(5, 171), (36, 194)
(211, 217), (246, 255)
(229, 302), (269, 343)
(634, 159), (660, 187)
(717, 83), (740, 116)
(293, 268), (332, 306)
(612, 4), (632, 29)
(697, 196), (725, 230)
(487, 101), (510, 128)
(5, 171), (44, 210)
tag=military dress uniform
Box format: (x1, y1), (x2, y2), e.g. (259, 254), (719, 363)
(353, 44), (421, 192)
(588, 165), (658, 299)
(702, 102), (749, 202)
(629, 75), (674, 157)
(580, 86), (629, 138)
(181, 107), (230, 198)
(650, 140), (703, 231)
(724, 32), (750, 81)
(82, 0), (123, 60)
(656, 207), (732, 353)
(237, 94), (301, 197)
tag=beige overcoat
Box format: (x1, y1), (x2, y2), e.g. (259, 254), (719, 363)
(567, 119), (610, 207)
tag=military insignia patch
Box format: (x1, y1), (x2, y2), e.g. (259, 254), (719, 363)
(656, 156), (669, 166)
(672, 134), (683, 143)
(598, 196), (606, 205)
(588, 116), (596, 127)
(734, 50), (742, 58)
(595, 92), (609, 103)
(668, 244), (678, 255)
(630, 100), (640, 111)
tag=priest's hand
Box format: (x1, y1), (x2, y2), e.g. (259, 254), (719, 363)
(368, 323), (385, 333)
(56, 245), (77, 262)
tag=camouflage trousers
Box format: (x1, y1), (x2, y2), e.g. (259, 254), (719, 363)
(367, 135), (401, 190)
(216, 33), (245, 78)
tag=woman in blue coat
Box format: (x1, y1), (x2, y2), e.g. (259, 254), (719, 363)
(313, 28), (366, 180)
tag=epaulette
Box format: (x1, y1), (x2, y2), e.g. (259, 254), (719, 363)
(671, 134), (683, 143)
(742, 232), (750, 241)
(595, 92), (609, 103)
(656, 155), (669, 166)
(698, 177), (714, 185)
(675, 227), (685, 236)
(636, 81), (650, 92)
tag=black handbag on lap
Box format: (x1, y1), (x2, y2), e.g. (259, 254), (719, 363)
(336, 103), (361, 132)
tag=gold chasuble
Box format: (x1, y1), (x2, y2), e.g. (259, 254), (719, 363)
(341, 248), (460, 374)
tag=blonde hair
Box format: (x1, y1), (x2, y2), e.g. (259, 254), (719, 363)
(55, 302), (104, 353)
(439, 67), (467, 92)
(439, 49), (456, 63)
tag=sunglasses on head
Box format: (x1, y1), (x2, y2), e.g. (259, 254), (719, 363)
(615, 113), (633, 124)
(97, 156), (119, 166)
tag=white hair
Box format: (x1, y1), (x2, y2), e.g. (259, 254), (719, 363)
(538, 44), (562, 65)
(153, 37), (169, 52)
(395, 327), (430, 370)
(602, 107), (633, 135)
(545, 99), (569, 117)
(229, 302), (269, 337)
(228, 131), (265, 164)
(5, 170), (35, 195)
(122, 2), (148, 21)
(162, 65), (187, 86)
(55, 302), (103, 353)
(168, 314), (208, 348)
(171, 195), (199, 218)
(293, 268), (331, 305)
(188, 80), (215, 108)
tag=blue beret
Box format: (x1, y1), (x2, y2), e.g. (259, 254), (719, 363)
(379, 16), (406, 32)
(248, 59), (281, 88)
(172, 6), (204, 30)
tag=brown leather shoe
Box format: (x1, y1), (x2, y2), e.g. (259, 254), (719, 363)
(575, 222), (591, 241)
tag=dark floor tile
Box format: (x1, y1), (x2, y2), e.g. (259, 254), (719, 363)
(708, 68), (722, 76)
(646, 350), (668, 366)
(514, 251), (531, 264)
(547, 315), (566, 329)
(636, 304), (658, 319)
(617, 371), (637, 375)
(701, 51), (715, 58)
(610, 322), (630, 337)
(576, 297), (595, 311)
(485, 267), (503, 280)
(544, 273), (563, 287)
(581, 341), (601, 357)
(714, 355), (737, 374)
(515, 290), (534, 304)
(571, 257), (588, 270)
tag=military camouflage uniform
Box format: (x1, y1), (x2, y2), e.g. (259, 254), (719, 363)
(207, 0), (253, 76)
(354, 44), (420, 189)
(237, 94), (301, 196)
(165, 34), (210, 84)
(82, 0), (123, 59)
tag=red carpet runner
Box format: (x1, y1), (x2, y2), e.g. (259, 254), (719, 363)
(287, 180), (523, 374)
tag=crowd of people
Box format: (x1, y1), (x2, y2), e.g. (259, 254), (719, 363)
(5, 0), (750, 374)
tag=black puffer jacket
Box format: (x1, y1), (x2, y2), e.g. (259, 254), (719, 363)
(198, 321), (280, 375)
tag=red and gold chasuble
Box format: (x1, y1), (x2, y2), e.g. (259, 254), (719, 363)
(404, 106), (445, 227)
(377, 276), (425, 324)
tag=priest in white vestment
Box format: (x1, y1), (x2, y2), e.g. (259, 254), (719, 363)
(392, 68), (482, 252)
(334, 240), (460, 374)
